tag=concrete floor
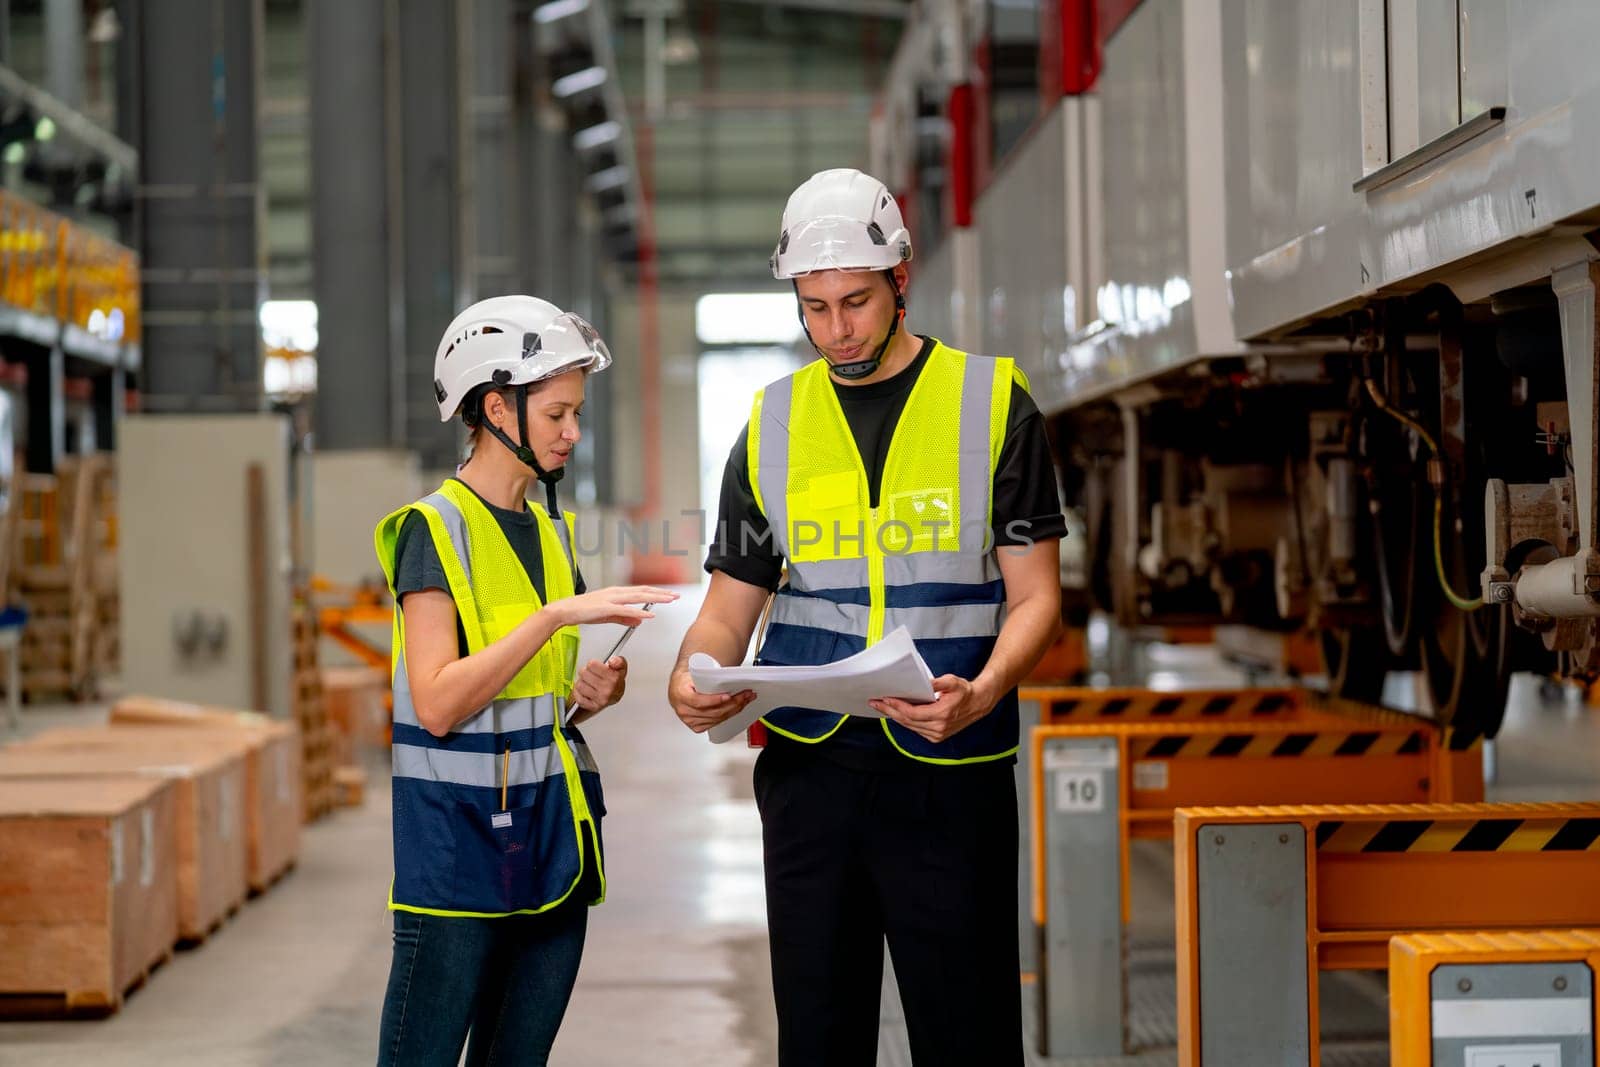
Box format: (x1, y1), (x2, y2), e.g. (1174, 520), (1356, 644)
(2, 593), (1599, 1065)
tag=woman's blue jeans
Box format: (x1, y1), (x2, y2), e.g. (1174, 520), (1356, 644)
(377, 903), (588, 1067)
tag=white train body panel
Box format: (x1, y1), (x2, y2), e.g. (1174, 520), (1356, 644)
(911, 227), (981, 355)
(1225, 0), (1600, 339)
(975, 102), (1075, 408)
(976, 0), (1242, 414)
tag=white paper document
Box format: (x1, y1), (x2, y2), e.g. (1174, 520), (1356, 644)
(690, 626), (937, 744)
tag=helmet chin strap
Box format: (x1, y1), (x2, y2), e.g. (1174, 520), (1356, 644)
(796, 273), (906, 382)
(483, 383), (566, 517)
(475, 381), (579, 582)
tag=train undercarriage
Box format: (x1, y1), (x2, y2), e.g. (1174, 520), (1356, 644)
(1059, 262), (1600, 741)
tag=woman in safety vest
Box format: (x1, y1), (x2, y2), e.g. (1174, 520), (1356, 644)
(373, 295), (677, 1066)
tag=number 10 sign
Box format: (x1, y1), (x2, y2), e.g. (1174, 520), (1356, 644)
(1054, 770), (1106, 813)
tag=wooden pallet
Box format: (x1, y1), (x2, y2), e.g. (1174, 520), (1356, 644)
(3, 456), (117, 699)
(292, 596), (336, 822)
(0, 947), (172, 1019)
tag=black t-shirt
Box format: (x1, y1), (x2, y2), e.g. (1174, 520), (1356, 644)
(394, 478), (585, 656)
(705, 336), (1067, 589)
(703, 336), (1066, 770)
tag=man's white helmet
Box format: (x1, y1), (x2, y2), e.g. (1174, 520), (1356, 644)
(770, 168), (913, 280)
(432, 295), (612, 422)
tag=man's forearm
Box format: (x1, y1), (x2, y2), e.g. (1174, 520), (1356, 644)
(673, 614), (753, 675)
(973, 592), (1062, 710)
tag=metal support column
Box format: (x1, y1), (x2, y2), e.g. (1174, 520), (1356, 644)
(23, 342), (64, 473)
(44, 0), (85, 107)
(472, 0), (516, 297)
(91, 364), (123, 453)
(1554, 261), (1600, 557)
(118, 0), (266, 412)
(397, 0), (470, 471)
(1039, 734), (1124, 1057)
(308, 0), (398, 450)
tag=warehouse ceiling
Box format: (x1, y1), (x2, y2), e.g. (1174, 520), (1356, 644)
(0, 0), (905, 298)
(610, 0), (907, 287)
(0, 0), (906, 297)
(252, 0), (907, 300)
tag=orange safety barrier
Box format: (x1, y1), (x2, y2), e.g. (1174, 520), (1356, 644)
(1023, 687), (1484, 1059)
(1173, 802), (1600, 1066)
(1027, 690), (1482, 931)
(1389, 929), (1600, 1063)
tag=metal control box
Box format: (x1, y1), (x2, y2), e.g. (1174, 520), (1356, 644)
(1391, 931), (1600, 1066)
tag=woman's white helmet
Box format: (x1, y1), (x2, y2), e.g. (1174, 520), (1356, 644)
(432, 295), (612, 422)
(770, 168), (913, 280)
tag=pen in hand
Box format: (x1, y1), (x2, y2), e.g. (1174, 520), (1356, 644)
(573, 605), (653, 715)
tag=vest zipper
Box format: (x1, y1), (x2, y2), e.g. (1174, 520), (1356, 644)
(867, 503), (886, 645)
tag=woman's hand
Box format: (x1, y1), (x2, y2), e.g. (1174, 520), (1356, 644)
(549, 585), (678, 628)
(574, 656), (628, 715)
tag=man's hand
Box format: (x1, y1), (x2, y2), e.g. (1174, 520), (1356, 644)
(669, 666), (756, 734)
(871, 674), (994, 744)
(574, 656), (628, 715)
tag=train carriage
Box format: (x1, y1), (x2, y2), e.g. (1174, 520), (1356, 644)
(873, 0), (1600, 739)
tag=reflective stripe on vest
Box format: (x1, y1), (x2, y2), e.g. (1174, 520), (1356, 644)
(748, 341), (1023, 764)
(373, 479), (604, 916)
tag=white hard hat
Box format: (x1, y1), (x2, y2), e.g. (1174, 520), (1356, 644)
(770, 168), (913, 280)
(432, 295), (612, 422)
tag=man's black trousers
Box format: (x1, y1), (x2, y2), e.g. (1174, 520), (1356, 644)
(753, 743), (1024, 1066)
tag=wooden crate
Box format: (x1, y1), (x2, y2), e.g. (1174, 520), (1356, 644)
(108, 698), (303, 892)
(0, 775), (179, 1016)
(332, 764), (367, 808)
(321, 665), (390, 759)
(0, 739), (249, 942)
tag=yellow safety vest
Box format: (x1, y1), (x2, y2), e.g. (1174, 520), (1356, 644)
(747, 339), (1026, 764)
(373, 478), (605, 916)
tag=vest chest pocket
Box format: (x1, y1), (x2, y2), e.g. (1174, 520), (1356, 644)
(453, 799), (539, 913)
(487, 603), (547, 696)
(884, 487), (958, 553)
(788, 470), (866, 561)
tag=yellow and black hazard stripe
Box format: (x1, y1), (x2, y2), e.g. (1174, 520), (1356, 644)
(1317, 817), (1600, 853)
(1129, 730), (1429, 760)
(1046, 691), (1297, 719)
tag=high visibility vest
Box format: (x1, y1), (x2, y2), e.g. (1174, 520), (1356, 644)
(373, 478), (604, 916)
(747, 340), (1025, 764)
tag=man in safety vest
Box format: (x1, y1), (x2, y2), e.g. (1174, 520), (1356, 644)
(668, 168), (1065, 1065)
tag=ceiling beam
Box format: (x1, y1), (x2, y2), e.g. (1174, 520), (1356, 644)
(715, 0), (910, 19)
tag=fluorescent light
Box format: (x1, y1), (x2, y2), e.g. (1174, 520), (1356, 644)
(695, 293), (805, 346)
(259, 299), (320, 353)
(586, 165), (629, 192)
(573, 120), (621, 151)
(552, 66), (606, 98)
(534, 0), (589, 23)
